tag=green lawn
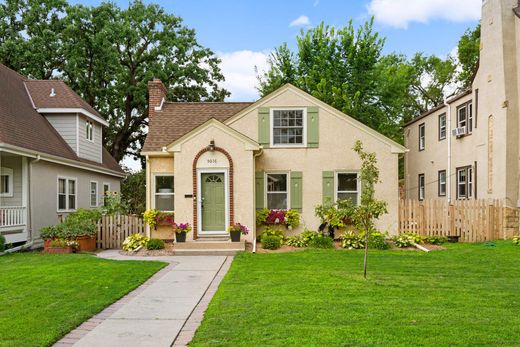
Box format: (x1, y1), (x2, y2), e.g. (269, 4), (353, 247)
(0, 252), (166, 347)
(191, 242), (520, 346)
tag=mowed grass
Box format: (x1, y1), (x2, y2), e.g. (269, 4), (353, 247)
(0, 252), (166, 347)
(191, 242), (520, 346)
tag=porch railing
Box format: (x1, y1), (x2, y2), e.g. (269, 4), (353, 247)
(0, 206), (26, 227)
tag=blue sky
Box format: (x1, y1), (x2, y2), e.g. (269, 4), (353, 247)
(70, 0), (480, 102)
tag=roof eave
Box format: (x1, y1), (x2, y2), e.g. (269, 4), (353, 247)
(36, 107), (109, 127)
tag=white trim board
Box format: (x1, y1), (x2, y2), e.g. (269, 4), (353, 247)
(37, 108), (109, 127)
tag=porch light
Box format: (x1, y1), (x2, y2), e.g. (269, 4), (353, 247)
(209, 140), (215, 151)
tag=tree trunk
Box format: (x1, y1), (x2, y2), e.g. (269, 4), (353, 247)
(363, 225), (369, 279)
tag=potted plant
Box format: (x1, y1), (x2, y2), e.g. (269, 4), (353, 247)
(228, 223), (249, 242)
(174, 223), (191, 242)
(46, 239), (73, 254)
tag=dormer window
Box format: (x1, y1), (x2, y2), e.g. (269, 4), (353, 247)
(86, 120), (94, 141)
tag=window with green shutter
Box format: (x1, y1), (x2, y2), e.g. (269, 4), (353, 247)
(290, 171), (303, 212)
(307, 106), (319, 148)
(255, 172), (264, 210)
(322, 171), (334, 204)
(258, 108), (270, 147)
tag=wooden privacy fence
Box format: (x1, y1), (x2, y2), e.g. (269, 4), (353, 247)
(96, 214), (146, 249)
(399, 199), (519, 242)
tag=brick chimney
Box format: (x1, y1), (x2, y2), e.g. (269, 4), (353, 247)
(148, 78), (167, 118)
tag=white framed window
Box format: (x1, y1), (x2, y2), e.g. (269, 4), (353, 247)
(438, 170), (446, 196)
(457, 166), (473, 200)
(86, 120), (94, 141)
(439, 113), (446, 140)
(418, 123), (425, 151)
(418, 174), (425, 200)
(270, 108), (306, 147)
(457, 102), (473, 134)
(90, 181), (98, 207)
(0, 167), (13, 197)
(154, 175), (174, 211)
(265, 172), (289, 209)
(103, 183), (110, 205)
(336, 172), (360, 205)
(57, 177), (77, 212)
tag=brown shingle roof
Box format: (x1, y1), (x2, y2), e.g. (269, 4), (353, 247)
(24, 79), (101, 117)
(142, 102), (253, 152)
(0, 64), (123, 175)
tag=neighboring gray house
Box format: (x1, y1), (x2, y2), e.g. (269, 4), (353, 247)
(0, 64), (124, 247)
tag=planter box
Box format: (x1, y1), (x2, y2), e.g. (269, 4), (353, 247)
(47, 246), (72, 254)
(76, 235), (96, 251)
(43, 235), (96, 252)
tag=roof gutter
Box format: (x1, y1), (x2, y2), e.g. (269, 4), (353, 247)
(0, 143), (125, 178)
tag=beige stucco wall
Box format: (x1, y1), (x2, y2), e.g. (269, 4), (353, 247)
(30, 160), (121, 243)
(404, 0), (520, 207)
(230, 88), (400, 235)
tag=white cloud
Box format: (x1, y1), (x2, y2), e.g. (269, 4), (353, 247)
(217, 50), (271, 101)
(289, 15), (310, 27)
(368, 0), (481, 29)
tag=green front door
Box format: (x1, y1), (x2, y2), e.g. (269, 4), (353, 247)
(201, 173), (226, 232)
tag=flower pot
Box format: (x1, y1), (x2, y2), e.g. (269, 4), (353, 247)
(230, 230), (241, 242)
(175, 232), (186, 243)
(47, 246), (72, 254)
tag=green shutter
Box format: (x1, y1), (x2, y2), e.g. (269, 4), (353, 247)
(307, 106), (319, 148)
(255, 171), (264, 210)
(290, 171), (303, 212)
(258, 107), (270, 148)
(322, 171), (334, 204)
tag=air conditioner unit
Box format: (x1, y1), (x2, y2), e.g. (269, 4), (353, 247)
(452, 127), (466, 137)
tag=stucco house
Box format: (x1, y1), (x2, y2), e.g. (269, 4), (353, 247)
(0, 64), (124, 248)
(142, 80), (405, 246)
(404, 0), (520, 206)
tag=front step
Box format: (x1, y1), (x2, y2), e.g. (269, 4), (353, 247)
(173, 240), (245, 255)
(174, 240), (244, 250)
(196, 235), (230, 241)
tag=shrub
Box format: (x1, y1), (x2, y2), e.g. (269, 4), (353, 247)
(424, 235), (448, 245)
(122, 233), (149, 251)
(284, 209), (300, 228)
(146, 238), (165, 250)
(49, 239), (68, 248)
(367, 231), (390, 250)
(340, 231), (365, 249)
(261, 234), (282, 250)
(308, 235), (334, 249)
(0, 235), (5, 252)
(393, 233), (417, 248)
(286, 229), (321, 247)
(259, 226), (284, 243)
(101, 191), (128, 215)
(41, 209), (100, 240)
(513, 235), (520, 245)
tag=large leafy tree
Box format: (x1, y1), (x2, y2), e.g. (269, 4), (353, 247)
(457, 24), (480, 88)
(0, 0), (229, 163)
(258, 19), (476, 141)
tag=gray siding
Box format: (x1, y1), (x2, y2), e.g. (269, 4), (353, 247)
(45, 114), (78, 153)
(0, 155), (23, 207)
(31, 160), (120, 243)
(78, 115), (102, 163)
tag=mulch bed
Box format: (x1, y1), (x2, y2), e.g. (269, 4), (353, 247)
(119, 242), (175, 256)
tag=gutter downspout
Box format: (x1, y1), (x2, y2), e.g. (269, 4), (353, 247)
(252, 147), (264, 254)
(444, 97), (452, 202)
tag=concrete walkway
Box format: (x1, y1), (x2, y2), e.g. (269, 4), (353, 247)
(55, 251), (233, 347)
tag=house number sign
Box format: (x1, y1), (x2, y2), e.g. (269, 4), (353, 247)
(207, 158), (217, 164)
